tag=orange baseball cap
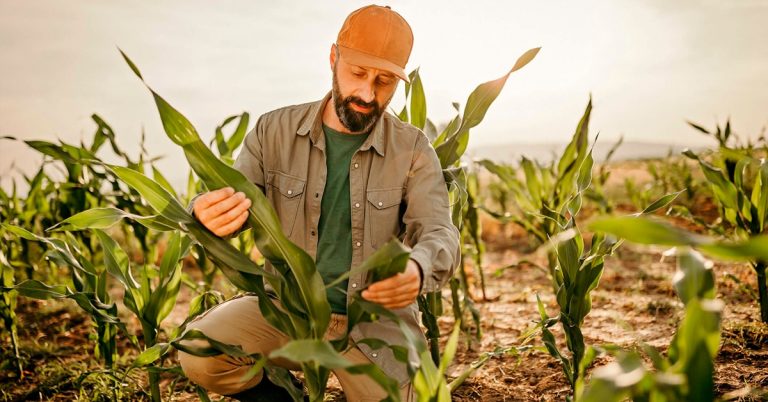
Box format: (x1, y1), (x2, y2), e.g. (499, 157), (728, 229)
(336, 5), (414, 83)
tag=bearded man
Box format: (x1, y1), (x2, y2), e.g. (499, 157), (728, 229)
(178, 5), (460, 401)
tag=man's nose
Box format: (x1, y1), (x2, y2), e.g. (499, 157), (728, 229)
(358, 84), (375, 104)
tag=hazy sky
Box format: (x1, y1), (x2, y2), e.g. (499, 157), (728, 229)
(1, 0), (767, 190)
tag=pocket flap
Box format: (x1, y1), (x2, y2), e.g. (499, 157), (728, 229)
(268, 171), (305, 198)
(367, 188), (403, 209)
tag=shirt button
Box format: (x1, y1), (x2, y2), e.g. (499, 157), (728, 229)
(377, 201), (383, 207)
(311, 230), (316, 236)
(315, 192), (320, 198)
(354, 163), (359, 169)
(287, 190), (293, 195)
(371, 353), (378, 358)
(355, 241), (361, 247)
(351, 283), (358, 288)
(354, 202), (360, 208)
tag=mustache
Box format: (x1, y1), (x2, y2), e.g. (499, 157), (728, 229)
(344, 96), (377, 110)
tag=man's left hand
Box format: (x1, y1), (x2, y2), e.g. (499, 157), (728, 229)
(361, 259), (422, 309)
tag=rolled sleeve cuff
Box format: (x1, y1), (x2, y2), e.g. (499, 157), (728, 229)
(410, 248), (439, 295)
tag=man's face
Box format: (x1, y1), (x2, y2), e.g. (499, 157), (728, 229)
(331, 50), (399, 133)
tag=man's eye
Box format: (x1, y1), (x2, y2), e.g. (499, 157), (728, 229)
(353, 72), (365, 77)
(377, 79), (393, 86)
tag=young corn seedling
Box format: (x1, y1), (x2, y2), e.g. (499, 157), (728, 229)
(480, 98), (682, 393)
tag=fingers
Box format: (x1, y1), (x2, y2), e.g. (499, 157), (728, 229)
(362, 288), (418, 309)
(362, 272), (420, 309)
(200, 192), (247, 222)
(213, 210), (249, 237)
(195, 187), (235, 209)
(193, 187), (252, 237)
(207, 197), (252, 231)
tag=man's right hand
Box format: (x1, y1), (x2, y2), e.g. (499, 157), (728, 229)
(192, 187), (252, 237)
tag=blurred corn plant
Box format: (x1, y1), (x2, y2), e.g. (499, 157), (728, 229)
(1, 224), (129, 377)
(396, 48), (541, 359)
(478, 98), (682, 393)
(0, 118), (155, 378)
(576, 249), (722, 402)
(583, 214), (768, 401)
(683, 146), (768, 322)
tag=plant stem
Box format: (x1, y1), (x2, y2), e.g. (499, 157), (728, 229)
(755, 261), (768, 323)
(142, 321), (162, 402)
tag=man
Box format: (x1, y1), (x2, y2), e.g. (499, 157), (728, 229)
(178, 5), (460, 401)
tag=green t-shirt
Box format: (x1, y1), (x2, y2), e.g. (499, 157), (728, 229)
(316, 124), (370, 314)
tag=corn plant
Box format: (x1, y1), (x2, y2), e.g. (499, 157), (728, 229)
(480, 98), (682, 393)
(583, 215), (768, 401)
(397, 48), (541, 360)
(0, 243), (21, 378)
(683, 147), (768, 322)
(1, 225), (128, 374)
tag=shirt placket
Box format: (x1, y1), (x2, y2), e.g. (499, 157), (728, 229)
(347, 148), (366, 294)
(306, 131), (326, 258)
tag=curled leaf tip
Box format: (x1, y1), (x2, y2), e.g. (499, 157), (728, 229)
(118, 48), (144, 80)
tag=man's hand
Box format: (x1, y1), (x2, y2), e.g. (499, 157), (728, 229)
(192, 187), (251, 237)
(362, 259), (422, 309)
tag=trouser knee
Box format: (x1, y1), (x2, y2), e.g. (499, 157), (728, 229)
(178, 348), (262, 396)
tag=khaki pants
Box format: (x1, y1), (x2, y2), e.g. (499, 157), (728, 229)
(178, 294), (414, 401)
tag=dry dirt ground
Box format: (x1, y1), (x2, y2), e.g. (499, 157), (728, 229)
(2, 209), (767, 400)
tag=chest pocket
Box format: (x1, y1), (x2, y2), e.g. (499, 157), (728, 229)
(366, 187), (404, 248)
(267, 170), (305, 237)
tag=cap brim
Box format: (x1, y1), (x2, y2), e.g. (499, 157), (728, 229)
(337, 45), (409, 83)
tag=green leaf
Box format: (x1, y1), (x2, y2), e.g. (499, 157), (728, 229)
(9, 280), (68, 299)
(47, 207), (180, 232)
(152, 165), (178, 199)
(408, 68), (427, 130)
(435, 47), (540, 167)
(118, 47), (144, 79)
(638, 190), (684, 215)
(674, 249), (716, 305)
(133, 343), (170, 367)
(336, 238), (411, 288)
(109, 166), (192, 225)
(589, 215), (768, 261)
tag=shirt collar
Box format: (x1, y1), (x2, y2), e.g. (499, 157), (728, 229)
(296, 91), (386, 156)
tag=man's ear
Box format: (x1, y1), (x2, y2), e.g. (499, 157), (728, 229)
(329, 43), (337, 71)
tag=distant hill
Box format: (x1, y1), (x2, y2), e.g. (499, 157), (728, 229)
(467, 141), (707, 164)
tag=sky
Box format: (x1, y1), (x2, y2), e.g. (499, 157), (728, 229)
(1, 0), (767, 190)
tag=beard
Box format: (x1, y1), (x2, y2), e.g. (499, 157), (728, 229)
(331, 69), (392, 133)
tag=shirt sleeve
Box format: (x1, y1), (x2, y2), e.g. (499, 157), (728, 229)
(233, 113), (268, 191)
(402, 134), (461, 294)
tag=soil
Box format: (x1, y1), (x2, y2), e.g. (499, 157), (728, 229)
(2, 166), (767, 401)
